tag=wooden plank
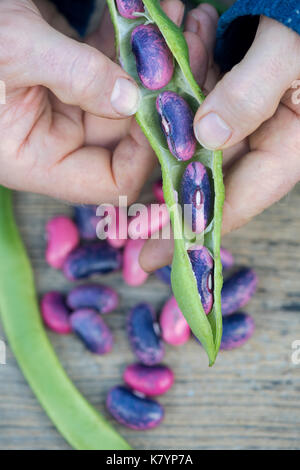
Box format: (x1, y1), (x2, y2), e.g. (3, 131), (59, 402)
(0, 178), (300, 450)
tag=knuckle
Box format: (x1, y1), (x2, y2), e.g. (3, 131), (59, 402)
(68, 46), (108, 102)
(222, 71), (272, 125)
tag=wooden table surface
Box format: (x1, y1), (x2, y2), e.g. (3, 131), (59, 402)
(0, 174), (300, 450)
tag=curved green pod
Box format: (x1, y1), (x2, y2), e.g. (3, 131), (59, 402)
(108, 0), (224, 365)
(0, 186), (131, 450)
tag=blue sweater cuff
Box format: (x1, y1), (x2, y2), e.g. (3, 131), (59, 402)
(215, 0), (300, 71)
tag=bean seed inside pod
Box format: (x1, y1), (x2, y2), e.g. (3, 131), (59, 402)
(181, 162), (212, 233)
(123, 363), (174, 396)
(106, 385), (164, 430)
(221, 312), (255, 350)
(127, 303), (164, 365)
(131, 24), (173, 90)
(66, 284), (118, 314)
(222, 268), (258, 317)
(70, 309), (113, 354)
(188, 246), (214, 314)
(156, 91), (196, 161)
(116, 0), (144, 19)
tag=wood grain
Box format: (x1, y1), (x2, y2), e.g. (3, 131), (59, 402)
(0, 173), (300, 450)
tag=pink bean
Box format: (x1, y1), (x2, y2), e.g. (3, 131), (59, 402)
(45, 216), (79, 269)
(152, 180), (165, 203)
(41, 291), (72, 334)
(160, 296), (191, 345)
(128, 203), (169, 239)
(123, 239), (149, 286)
(123, 363), (174, 396)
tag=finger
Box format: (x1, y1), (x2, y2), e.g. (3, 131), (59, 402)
(184, 31), (208, 86)
(185, 3), (218, 65)
(140, 229), (174, 272)
(161, 0), (185, 26)
(17, 120), (156, 204)
(86, 6), (116, 59)
(193, 16), (300, 151)
(222, 104), (300, 235)
(1, 6), (139, 118)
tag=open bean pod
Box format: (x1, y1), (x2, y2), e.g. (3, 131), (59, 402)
(108, 0), (224, 365)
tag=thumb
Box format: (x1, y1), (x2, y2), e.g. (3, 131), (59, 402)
(4, 7), (140, 118)
(193, 16), (300, 150)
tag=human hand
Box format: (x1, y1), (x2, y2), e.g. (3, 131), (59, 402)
(0, 0), (153, 203)
(140, 4), (300, 272)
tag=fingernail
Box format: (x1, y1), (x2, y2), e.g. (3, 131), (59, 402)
(111, 77), (140, 116)
(194, 113), (232, 149)
(185, 14), (198, 34)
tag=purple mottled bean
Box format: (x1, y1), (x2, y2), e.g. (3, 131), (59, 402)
(41, 292), (71, 334)
(181, 162), (212, 233)
(106, 386), (164, 430)
(222, 268), (258, 317)
(188, 246), (214, 315)
(221, 312), (255, 350)
(45, 216), (80, 269)
(123, 363), (174, 396)
(66, 284), (118, 314)
(127, 303), (164, 365)
(70, 309), (113, 354)
(63, 242), (122, 281)
(131, 24), (173, 90)
(74, 205), (98, 240)
(155, 264), (171, 285)
(220, 247), (234, 271)
(156, 91), (196, 161)
(160, 296), (191, 346)
(116, 0), (144, 18)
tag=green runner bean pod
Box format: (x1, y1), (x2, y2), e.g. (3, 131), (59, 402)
(0, 186), (130, 450)
(107, 0), (225, 364)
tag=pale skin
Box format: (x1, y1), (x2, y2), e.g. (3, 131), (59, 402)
(1, 1), (300, 272)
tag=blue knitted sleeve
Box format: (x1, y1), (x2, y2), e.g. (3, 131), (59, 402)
(215, 0), (300, 71)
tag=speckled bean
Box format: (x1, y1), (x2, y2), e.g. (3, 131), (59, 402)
(128, 203), (169, 239)
(127, 303), (164, 365)
(123, 363), (174, 396)
(160, 296), (190, 345)
(116, 0), (144, 19)
(106, 385), (164, 430)
(45, 216), (79, 269)
(66, 284), (118, 314)
(123, 239), (149, 287)
(188, 246), (214, 315)
(181, 162), (212, 233)
(63, 242), (122, 281)
(222, 268), (258, 317)
(70, 309), (113, 354)
(156, 91), (196, 161)
(74, 205), (98, 240)
(41, 291), (71, 334)
(220, 247), (234, 271)
(155, 264), (171, 285)
(152, 179), (164, 203)
(221, 312), (255, 350)
(131, 24), (173, 90)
